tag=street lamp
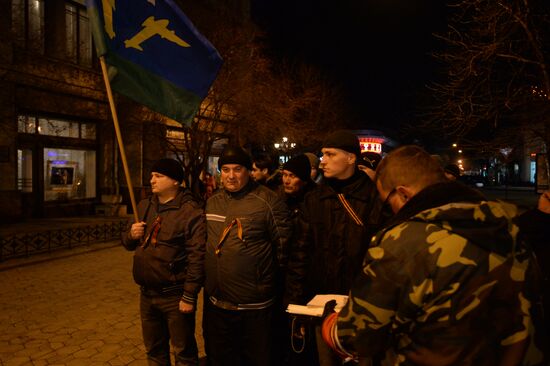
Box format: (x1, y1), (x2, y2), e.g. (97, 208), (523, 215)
(273, 137), (296, 164)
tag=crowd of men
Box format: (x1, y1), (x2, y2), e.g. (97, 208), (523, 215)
(122, 130), (549, 366)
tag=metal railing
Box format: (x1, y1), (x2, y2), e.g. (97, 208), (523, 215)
(0, 219), (128, 261)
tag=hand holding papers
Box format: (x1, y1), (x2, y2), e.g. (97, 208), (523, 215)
(286, 294), (348, 317)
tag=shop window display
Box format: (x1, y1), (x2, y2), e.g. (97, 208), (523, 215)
(44, 148), (95, 201)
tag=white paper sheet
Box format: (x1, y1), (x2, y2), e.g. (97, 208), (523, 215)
(286, 294), (349, 317)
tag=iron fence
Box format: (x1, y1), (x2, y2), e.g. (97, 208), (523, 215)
(0, 220), (128, 261)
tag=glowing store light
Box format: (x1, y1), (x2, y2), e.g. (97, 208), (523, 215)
(358, 137), (384, 154)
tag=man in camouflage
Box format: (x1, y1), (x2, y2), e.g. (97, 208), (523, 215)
(322, 145), (546, 365)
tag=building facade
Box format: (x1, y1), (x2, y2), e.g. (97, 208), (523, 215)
(0, 0), (174, 222)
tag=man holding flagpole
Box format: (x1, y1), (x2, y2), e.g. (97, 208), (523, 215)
(87, 1), (222, 364)
(122, 158), (206, 366)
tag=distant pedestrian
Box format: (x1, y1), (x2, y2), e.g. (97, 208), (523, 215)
(201, 171), (217, 200)
(322, 145), (547, 365)
(122, 158), (206, 366)
(281, 154), (317, 213)
(203, 146), (292, 366)
(251, 152), (282, 191)
(304, 152), (322, 183)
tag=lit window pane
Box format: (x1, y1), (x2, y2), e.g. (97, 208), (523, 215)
(17, 115), (36, 133)
(81, 123), (96, 140)
(28, 0), (45, 53)
(11, 0), (25, 44)
(79, 9), (92, 66)
(18, 149), (33, 192)
(38, 118), (79, 138)
(65, 3), (77, 62)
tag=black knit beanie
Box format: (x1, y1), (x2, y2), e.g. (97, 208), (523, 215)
(283, 154), (312, 183)
(151, 158), (184, 183)
(218, 146), (252, 170)
(322, 130), (360, 157)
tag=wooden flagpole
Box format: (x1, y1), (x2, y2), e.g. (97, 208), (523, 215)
(99, 56), (140, 223)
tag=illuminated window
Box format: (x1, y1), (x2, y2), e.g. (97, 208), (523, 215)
(38, 118), (79, 138)
(43, 148), (96, 201)
(17, 115), (37, 133)
(81, 123), (96, 140)
(11, 0), (45, 53)
(17, 149), (33, 192)
(17, 114), (96, 139)
(65, 1), (92, 66)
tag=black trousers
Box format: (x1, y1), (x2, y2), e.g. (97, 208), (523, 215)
(203, 297), (274, 366)
(140, 292), (198, 366)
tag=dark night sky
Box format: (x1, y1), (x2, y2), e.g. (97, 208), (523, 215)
(251, 0), (448, 136)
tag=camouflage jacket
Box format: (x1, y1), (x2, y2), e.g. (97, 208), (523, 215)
(333, 182), (545, 366)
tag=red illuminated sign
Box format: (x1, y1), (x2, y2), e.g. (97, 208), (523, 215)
(359, 138), (383, 154)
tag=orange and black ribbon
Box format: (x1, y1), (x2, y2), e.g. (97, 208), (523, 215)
(215, 218), (243, 256)
(142, 216), (162, 247)
(337, 194), (364, 227)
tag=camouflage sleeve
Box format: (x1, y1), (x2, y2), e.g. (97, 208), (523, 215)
(335, 221), (436, 358)
(335, 239), (404, 357)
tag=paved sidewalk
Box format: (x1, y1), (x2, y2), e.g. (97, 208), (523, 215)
(0, 244), (205, 366)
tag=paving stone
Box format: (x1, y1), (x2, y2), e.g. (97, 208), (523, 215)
(44, 352), (75, 364)
(79, 340), (104, 350)
(3, 356), (30, 366)
(51, 344), (80, 356)
(65, 359), (95, 366)
(1, 344), (25, 354)
(49, 342), (64, 350)
(30, 360), (48, 366)
(12, 346), (53, 359)
(112, 321), (133, 330)
(127, 360), (149, 366)
(72, 347), (98, 358)
(89, 351), (116, 362)
(108, 353), (136, 365)
(46, 334), (70, 343)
